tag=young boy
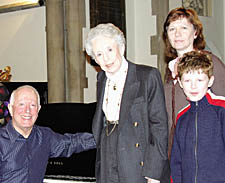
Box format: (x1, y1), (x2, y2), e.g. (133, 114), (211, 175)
(170, 51), (225, 183)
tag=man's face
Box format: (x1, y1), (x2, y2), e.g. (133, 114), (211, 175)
(178, 70), (214, 102)
(91, 35), (124, 74)
(9, 88), (40, 136)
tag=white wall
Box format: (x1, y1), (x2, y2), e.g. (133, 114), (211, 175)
(169, 0), (182, 10)
(0, 0), (38, 6)
(200, 1), (225, 61)
(125, 0), (157, 67)
(0, 6), (47, 82)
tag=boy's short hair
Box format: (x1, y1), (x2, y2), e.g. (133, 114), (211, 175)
(177, 51), (213, 79)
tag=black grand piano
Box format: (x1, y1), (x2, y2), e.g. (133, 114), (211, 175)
(36, 102), (97, 183)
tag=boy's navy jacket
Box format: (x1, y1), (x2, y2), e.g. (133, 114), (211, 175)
(170, 90), (225, 183)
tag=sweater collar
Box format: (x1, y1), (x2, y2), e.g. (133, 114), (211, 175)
(189, 91), (210, 111)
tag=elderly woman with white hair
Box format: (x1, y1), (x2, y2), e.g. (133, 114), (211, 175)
(85, 23), (170, 183)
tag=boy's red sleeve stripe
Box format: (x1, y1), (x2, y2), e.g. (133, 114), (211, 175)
(170, 176), (173, 183)
(176, 105), (190, 125)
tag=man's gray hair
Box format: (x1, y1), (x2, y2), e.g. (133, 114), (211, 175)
(85, 23), (126, 59)
(10, 85), (40, 106)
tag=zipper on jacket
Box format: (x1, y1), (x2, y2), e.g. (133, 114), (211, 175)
(194, 101), (198, 183)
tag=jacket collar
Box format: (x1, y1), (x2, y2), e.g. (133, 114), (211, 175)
(189, 92), (210, 112)
(117, 61), (140, 131)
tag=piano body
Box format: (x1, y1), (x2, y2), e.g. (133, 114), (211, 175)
(36, 102), (97, 183)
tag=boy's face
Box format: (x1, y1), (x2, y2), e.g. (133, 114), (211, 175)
(178, 69), (214, 102)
